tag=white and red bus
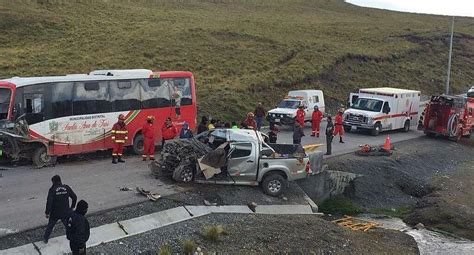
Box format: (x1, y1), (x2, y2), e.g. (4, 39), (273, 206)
(0, 69), (196, 167)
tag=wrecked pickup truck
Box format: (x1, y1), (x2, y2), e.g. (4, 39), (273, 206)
(151, 129), (317, 196)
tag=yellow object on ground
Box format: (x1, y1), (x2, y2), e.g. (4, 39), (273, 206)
(303, 143), (324, 153)
(332, 215), (382, 232)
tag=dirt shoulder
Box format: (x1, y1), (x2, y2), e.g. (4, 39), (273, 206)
(89, 213), (419, 255)
(324, 137), (474, 239)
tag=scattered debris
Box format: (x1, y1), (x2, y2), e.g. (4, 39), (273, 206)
(136, 187), (161, 202)
(203, 199), (217, 206)
(119, 187), (132, 191)
(355, 144), (392, 156)
(247, 202), (258, 212)
(332, 215), (382, 232)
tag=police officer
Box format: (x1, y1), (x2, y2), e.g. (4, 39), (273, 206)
(325, 115), (334, 155)
(66, 200), (90, 255)
(44, 175), (77, 243)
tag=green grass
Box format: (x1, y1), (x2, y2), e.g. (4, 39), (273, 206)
(319, 195), (364, 215)
(1, 0), (473, 120)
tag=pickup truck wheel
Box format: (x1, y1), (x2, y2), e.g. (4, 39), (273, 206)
(343, 125), (351, 133)
(371, 123), (382, 136)
(32, 146), (56, 168)
(172, 164), (194, 183)
(262, 173), (287, 197)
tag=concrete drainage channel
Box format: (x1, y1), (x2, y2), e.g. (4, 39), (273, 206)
(0, 205), (315, 255)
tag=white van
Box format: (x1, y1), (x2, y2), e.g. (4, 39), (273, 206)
(267, 90), (325, 125)
(343, 87), (420, 136)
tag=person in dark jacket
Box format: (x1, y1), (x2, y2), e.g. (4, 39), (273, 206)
(293, 122), (305, 144)
(268, 124), (279, 143)
(179, 122), (193, 139)
(66, 200), (90, 255)
(197, 116), (208, 134)
(44, 175), (77, 243)
(325, 115), (334, 155)
(254, 102), (266, 131)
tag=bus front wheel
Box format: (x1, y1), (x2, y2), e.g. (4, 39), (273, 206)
(32, 146), (57, 168)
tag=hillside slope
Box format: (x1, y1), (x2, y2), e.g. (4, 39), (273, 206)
(1, 0), (473, 120)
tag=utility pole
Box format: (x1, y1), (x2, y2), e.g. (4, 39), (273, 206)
(445, 16), (454, 95)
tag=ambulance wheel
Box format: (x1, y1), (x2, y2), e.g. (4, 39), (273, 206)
(343, 125), (352, 133)
(32, 146), (57, 168)
(403, 120), (410, 132)
(132, 134), (144, 155)
(371, 123), (382, 136)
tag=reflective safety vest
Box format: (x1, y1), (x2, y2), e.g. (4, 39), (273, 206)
(111, 122), (128, 143)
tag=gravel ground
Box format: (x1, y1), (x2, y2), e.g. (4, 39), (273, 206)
(89, 213), (419, 255)
(325, 136), (474, 209)
(0, 181), (306, 250)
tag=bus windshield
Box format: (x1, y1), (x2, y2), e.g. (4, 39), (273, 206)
(277, 100), (301, 109)
(0, 88), (11, 119)
(351, 98), (383, 112)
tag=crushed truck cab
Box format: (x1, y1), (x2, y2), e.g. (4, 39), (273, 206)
(151, 129), (316, 197)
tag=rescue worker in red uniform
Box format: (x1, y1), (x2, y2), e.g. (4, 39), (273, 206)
(111, 114), (128, 164)
(296, 105), (305, 127)
(161, 117), (178, 148)
(142, 115), (156, 161)
(243, 112), (257, 130)
(333, 109), (345, 143)
(311, 105), (323, 137)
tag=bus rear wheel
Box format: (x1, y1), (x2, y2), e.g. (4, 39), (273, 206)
(32, 146), (57, 168)
(132, 134), (144, 155)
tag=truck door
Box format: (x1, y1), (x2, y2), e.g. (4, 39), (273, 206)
(227, 142), (257, 181)
(349, 93), (359, 107)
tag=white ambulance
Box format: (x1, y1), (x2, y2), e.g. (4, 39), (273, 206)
(267, 90), (325, 125)
(343, 87), (420, 136)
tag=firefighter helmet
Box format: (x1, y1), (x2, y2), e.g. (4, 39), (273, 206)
(118, 114), (126, 120)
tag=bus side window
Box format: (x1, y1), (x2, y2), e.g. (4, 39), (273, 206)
(109, 80), (141, 111)
(173, 78), (192, 106)
(73, 81), (111, 115)
(51, 82), (73, 118)
(21, 84), (52, 124)
(140, 78), (171, 108)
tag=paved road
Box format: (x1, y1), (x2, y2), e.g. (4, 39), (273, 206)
(0, 123), (424, 236)
(0, 157), (184, 237)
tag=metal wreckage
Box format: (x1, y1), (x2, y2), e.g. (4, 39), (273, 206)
(150, 129), (323, 196)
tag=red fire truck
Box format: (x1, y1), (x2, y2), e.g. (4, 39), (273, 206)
(0, 69), (197, 167)
(419, 95), (474, 141)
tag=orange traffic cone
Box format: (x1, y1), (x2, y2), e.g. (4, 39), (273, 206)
(383, 135), (391, 151)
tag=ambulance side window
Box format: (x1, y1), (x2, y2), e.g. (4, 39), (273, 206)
(382, 102), (390, 114)
(313, 96), (319, 103)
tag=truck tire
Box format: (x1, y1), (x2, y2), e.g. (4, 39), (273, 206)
(132, 133), (144, 155)
(371, 123), (382, 136)
(343, 125), (351, 133)
(403, 120), (410, 132)
(262, 173), (287, 197)
(172, 164), (195, 183)
(32, 146), (57, 168)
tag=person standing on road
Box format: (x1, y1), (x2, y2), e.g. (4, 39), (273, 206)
(333, 109), (345, 143)
(111, 114), (128, 164)
(66, 200), (90, 255)
(254, 102), (266, 131)
(197, 116), (208, 134)
(161, 117), (178, 148)
(293, 122), (305, 145)
(311, 105), (323, 137)
(296, 105), (305, 127)
(142, 115), (156, 161)
(325, 115), (334, 155)
(243, 112), (257, 130)
(179, 122), (193, 139)
(44, 175), (77, 244)
(268, 125), (279, 143)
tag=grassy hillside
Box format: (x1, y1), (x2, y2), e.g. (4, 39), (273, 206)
(1, 0), (473, 120)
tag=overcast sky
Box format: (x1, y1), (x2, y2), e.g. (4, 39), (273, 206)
(346, 0), (474, 17)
